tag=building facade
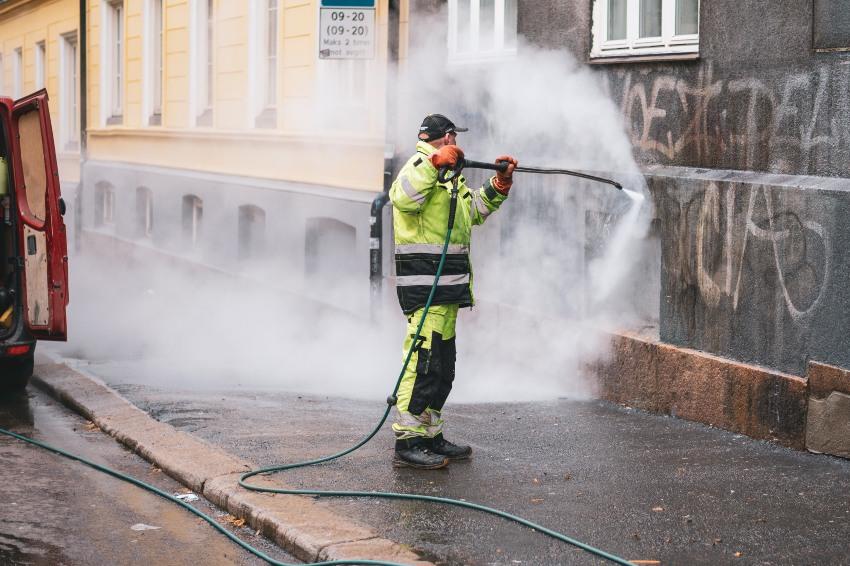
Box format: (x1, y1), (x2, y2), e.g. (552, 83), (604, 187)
(80, 0), (403, 301)
(0, 0), (80, 185)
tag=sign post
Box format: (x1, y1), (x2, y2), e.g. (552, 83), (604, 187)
(319, 0), (377, 59)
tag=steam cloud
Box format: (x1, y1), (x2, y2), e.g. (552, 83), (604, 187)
(47, 23), (652, 406)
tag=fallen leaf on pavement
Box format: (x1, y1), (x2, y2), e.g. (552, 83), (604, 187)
(222, 514), (246, 528)
(652, 506), (664, 512)
(530, 498), (544, 504)
(734, 551), (743, 557)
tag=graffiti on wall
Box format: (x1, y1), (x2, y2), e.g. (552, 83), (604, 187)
(696, 183), (831, 325)
(617, 63), (850, 174)
(665, 181), (833, 327)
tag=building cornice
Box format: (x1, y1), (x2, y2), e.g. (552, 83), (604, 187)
(0, 0), (48, 19)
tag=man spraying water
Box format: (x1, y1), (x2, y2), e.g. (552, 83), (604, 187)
(388, 114), (518, 469)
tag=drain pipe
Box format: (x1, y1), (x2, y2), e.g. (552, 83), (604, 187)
(75, 0), (87, 253)
(370, 0), (400, 317)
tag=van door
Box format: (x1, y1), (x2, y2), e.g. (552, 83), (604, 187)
(10, 90), (69, 340)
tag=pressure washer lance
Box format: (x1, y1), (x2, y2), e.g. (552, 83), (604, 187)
(437, 158), (624, 190)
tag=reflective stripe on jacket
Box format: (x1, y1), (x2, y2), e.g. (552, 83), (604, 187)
(389, 141), (508, 314)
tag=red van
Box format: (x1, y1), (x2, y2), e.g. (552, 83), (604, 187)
(0, 90), (69, 392)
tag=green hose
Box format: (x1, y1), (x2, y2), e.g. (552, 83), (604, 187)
(239, 181), (633, 566)
(0, 180), (634, 566)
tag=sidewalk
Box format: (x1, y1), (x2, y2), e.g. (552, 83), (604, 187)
(32, 360), (432, 566)
(40, 358), (850, 566)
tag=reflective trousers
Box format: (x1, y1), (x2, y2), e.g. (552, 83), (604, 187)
(392, 304), (459, 440)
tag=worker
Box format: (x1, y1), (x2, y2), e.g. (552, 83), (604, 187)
(388, 113), (517, 469)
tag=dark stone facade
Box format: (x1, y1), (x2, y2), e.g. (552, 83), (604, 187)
(409, 1), (850, 377)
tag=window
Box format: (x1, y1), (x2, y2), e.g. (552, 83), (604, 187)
(448, 0), (518, 62)
(182, 195), (203, 248)
(95, 182), (115, 227)
(13, 48), (22, 98)
(193, 0), (214, 125)
(253, 0), (278, 127)
(813, 0), (850, 51)
(35, 41), (46, 89)
(305, 218), (356, 277)
(237, 205), (266, 261)
(104, 0), (125, 124)
(61, 33), (80, 150)
(136, 187), (154, 238)
(591, 0), (699, 59)
(146, 0), (163, 125)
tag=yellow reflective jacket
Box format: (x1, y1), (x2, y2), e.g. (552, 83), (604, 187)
(389, 141), (508, 314)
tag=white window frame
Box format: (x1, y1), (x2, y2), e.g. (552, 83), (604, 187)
(60, 32), (80, 150)
(591, 0), (699, 59)
(101, 0), (125, 124)
(447, 0), (518, 63)
(248, 0), (279, 127)
(189, 0), (214, 125)
(13, 47), (23, 98)
(35, 41), (46, 90)
(144, 0), (164, 125)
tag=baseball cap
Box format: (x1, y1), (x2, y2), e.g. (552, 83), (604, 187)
(418, 114), (468, 141)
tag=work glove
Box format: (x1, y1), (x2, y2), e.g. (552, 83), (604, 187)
(430, 145), (465, 170)
(492, 155), (518, 195)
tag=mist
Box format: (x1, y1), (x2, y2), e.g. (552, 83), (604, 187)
(46, 23), (652, 406)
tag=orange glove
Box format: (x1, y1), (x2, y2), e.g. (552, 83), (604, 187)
(430, 145), (465, 169)
(492, 155), (518, 194)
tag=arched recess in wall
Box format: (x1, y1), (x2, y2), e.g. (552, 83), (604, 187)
(182, 194), (203, 248)
(238, 204), (266, 261)
(135, 187), (154, 238)
(304, 217), (357, 278)
(94, 181), (115, 228)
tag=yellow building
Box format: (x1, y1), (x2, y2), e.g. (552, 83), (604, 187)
(84, 0), (397, 192)
(0, 0), (81, 184)
(1, 0), (411, 295)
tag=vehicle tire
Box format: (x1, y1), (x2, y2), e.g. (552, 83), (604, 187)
(0, 355), (33, 394)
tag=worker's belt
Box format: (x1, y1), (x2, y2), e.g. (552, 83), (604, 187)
(394, 247), (472, 314)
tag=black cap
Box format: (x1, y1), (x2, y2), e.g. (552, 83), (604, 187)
(418, 114), (468, 141)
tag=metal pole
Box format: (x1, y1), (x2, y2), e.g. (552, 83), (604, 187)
(75, 0), (87, 253)
(370, 0), (400, 318)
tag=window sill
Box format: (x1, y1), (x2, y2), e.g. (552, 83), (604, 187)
(588, 52), (700, 65)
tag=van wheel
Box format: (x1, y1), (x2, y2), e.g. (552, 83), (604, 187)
(0, 356), (33, 394)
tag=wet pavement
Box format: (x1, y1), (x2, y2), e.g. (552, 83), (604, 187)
(0, 387), (300, 565)
(58, 371), (850, 566)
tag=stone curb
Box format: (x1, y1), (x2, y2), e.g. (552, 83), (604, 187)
(32, 360), (432, 566)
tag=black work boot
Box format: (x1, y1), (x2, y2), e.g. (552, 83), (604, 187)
(427, 433), (472, 460)
(393, 438), (449, 469)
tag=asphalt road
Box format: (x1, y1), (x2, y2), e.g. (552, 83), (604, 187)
(0, 387), (301, 566)
(62, 372), (850, 566)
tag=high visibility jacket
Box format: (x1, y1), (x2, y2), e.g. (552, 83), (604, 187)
(389, 141), (508, 314)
